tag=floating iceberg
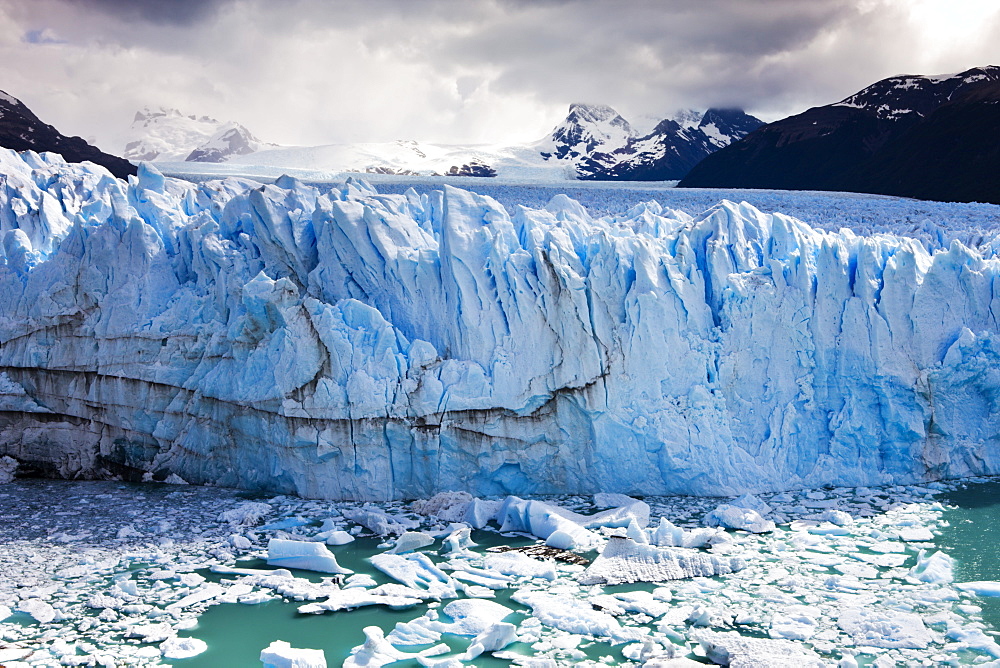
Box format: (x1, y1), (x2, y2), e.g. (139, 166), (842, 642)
(260, 640), (327, 668)
(266, 539), (353, 574)
(3, 151), (1000, 499)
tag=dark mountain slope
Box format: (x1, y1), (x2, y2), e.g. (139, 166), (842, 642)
(0, 91), (136, 179)
(680, 66), (1000, 203)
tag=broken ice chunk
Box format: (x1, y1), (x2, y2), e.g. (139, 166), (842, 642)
(0, 455), (18, 483)
(440, 525), (477, 556)
(18, 598), (55, 623)
(768, 605), (819, 640)
(411, 491), (474, 522)
(955, 581), (1000, 597)
(160, 636), (208, 659)
(649, 517), (728, 548)
(220, 501), (272, 527)
(344, 626), (447, 667)
(895, 526), (934, 541)
(266, 539), (353, 574)
(729, 493), (772, 516)
(510, 590), (647, 643)
(370, 552), (458, 598)
(463, 498), (503, 529)
(387, 599), (513, 646)
(819, 509), (854, 526)
(388, 531), (435, 554)
(593, 492), (642, 508)
(297, 588), (423, 614)
(343, 506), (418, 535)
(907, 549), (953, 583)
(460, 622), (517, 660)
(260, 640), (327, 668)
(481, 551), (556, 581)
(694, 630), (825, 666)
(345, 574), (379, 589)
(165, 583), (225, 610)
(837, 607), (933, 649)
(578, 536), (746, 585)
(703, 503), (775, 533)
(316, 529), (355, 545)
(497, 495), (650, 550)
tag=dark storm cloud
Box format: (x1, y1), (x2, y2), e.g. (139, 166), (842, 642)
(65, 0), (234, 26)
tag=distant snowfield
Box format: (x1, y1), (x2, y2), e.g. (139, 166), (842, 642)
(157, 137), (582, 182)
(161, 162), (1000, 252)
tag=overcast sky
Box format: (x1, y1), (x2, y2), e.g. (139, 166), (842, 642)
(3, 0), (1000, 154)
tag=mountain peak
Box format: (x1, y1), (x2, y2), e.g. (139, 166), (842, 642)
(124, 108), (265, 162)
(835, 65), (1000, 119)
(543, 103), (634, 161)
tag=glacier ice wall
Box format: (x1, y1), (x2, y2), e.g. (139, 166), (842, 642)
(1, 149), (1000, 500)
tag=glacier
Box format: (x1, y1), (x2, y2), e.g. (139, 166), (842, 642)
(2, 148), (1000, 500)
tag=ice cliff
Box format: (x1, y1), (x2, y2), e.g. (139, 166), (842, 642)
(1, 149), (999, 500)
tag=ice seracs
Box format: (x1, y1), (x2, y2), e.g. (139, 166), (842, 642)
(4, 152), (1000, 501)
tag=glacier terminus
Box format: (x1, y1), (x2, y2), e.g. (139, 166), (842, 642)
(1, 149), (1000, 500)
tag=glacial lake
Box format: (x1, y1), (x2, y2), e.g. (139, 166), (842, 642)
(2, 479), (999, 666)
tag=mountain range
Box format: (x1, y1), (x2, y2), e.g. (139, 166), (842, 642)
(1, 66), (998, 203)
(135, 102), (761, 181)
(680, 65), (1000, 204)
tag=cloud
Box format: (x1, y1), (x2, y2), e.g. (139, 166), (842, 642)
(2, 0), (1000, 155)
(66, 0), (234, 26)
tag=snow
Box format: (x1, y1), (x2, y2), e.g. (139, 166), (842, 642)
(124, 107), (268, 162)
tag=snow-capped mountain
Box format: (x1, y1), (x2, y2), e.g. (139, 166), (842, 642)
(834, 65), (1000, 118)
(681, 65), (1000, 203)
(538, 102), (635, 160)
(576, 107), (764, 180)
(123, 107), (268, 163)
(0, 90), (135, 178)
(164, 103), (758, 182)
(186, 123), (264, 162)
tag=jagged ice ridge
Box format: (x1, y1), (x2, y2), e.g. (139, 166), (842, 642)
(1, 149), (1000, 500)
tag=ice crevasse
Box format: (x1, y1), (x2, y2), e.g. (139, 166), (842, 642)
(0, 149), (999, 500)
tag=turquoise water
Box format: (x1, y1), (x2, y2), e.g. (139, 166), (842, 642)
(177, 532), (532, 666)
(175, 529), (646, 666)
(940, 480), (1000, 633)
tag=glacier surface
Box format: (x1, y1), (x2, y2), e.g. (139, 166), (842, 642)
(2, 149), (1000, 500)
